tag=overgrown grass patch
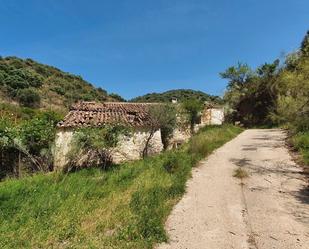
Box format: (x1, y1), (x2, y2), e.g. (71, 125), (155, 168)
(291, 131), (309, 167)
(0, 125), (243, 249)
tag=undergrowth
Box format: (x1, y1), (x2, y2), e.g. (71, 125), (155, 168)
(0, 125), (242, 249)
(291, 131), (309, 167)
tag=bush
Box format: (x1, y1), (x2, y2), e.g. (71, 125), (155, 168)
(17, 88), (41, 107)
(68, 126), (131, 170)
(292, 132), (309, 165)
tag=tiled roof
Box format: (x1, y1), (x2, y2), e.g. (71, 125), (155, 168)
(57, 101), (157, 128)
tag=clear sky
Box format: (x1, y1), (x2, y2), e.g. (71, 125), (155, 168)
(1, 0), (309, 99)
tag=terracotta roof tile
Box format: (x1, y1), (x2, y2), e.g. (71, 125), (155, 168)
(57, 101), (157, 128)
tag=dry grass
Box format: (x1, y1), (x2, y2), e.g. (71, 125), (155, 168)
(233, 167), (249, 179)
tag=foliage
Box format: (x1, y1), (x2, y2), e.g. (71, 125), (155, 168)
(271, 57), (309, 132)
(220, 62), (253, 90)
(130, 89), (222, 104)
(0, 56), (118, 110)
(68, 126), (131, 170)
(148, 104), (177, 150)
(0, 104), (62, 179)
(109, 93), (126, 102)
(181, 98), (203, 133)
(301, 30), (309, 58)
(291, 132), (309, 166)
(0, 125), (242, 249)
(20, 111), (62, 155)
(222, 60), (280, 127)
(16, 88), (41, 107)
(222, 30), (309, 166)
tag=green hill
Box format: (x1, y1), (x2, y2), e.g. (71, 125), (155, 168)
(130, 89), (223, 104)
(0, 56), (115, 111)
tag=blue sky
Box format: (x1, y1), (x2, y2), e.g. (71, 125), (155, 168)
(1, 0), (309, 99)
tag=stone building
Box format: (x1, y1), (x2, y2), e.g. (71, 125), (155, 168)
(54, 102), (163, 170)
(201, 104), (225, 125)
(54, 101), (225, 170)
(167, 103), (225, 149)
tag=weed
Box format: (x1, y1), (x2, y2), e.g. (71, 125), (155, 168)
(233, 167), (249, 179)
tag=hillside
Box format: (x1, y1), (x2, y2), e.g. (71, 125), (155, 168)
(130, 89), (223, 104)
(0, 56), (115, 111)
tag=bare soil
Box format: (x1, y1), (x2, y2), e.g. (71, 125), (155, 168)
(157, 129), (309, 249)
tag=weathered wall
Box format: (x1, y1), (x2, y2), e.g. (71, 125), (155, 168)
(54, 129), (74, 171)
(111, 129), (163, 163)
(201, 108), (224, 125)
(53, 128), (163, 170)
(167, 127), (191, 149)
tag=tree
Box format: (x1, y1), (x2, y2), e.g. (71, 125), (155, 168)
(68, 126), (130, 171)
(142, 104), (177, 157)
(181, 99), (203, 134)
(221, 60), (280, 126)
(301, 30), (309, 58)
(220, 62), (253, 90)
(17, 88), (41, 107)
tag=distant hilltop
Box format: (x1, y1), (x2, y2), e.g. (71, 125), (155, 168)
(130, 89), (223, 104)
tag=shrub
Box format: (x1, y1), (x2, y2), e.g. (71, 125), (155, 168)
(68, 126), (131, 170)
(292, 132), (309, 165)
(17, 88), (41, 107)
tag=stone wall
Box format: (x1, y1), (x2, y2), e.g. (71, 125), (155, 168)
(167, 127), (191, 149)
(201, 108), (224, 125)
(54, 129), (74, 170)
(53, 128), (163, 170)
(111, 129), (163, 163)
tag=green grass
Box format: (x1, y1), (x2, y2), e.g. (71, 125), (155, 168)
(292, 131), (309, 166)
(0, 125), (243, 249)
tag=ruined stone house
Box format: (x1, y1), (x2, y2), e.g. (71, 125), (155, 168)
(167, 103), (225, 149)
(54, 101), (224, 170)
(201, 104), (225, 125)
(54, 102), (163, 170)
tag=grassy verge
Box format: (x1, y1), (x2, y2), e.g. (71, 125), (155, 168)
(0, 125), (243, 249)
(291, 131), (309, 169)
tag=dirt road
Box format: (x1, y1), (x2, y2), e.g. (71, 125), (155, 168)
(157, 129), (309, 249)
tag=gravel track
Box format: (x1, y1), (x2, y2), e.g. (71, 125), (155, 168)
(157, 129), (309, 249)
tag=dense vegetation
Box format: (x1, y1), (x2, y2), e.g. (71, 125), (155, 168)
(0, 103), (63, 179)
(130, 89), (222, 104)
(222, 30), (309, 167)
(0, 56), (114, 110)
(0, 125), (242, 249)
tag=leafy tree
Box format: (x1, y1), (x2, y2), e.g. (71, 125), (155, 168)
(220, 62), (253, 89)
(221, 60), (280, 126)
(143, 104), (177, 157)
(181, 99), (203, 134)
(0, 107), (62, 178)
